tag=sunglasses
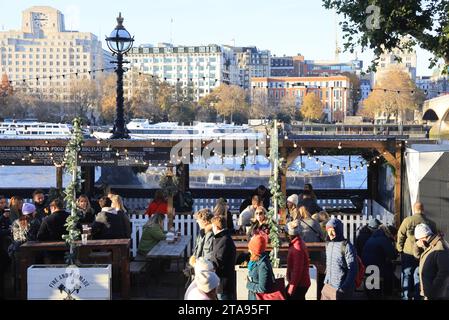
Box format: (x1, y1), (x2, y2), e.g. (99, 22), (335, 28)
(255, 211), (265, 215)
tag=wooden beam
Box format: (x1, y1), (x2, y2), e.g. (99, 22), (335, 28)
(375, 147), (399, 168)
(56, 166), (63, 191)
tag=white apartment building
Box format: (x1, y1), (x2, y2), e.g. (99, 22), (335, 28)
(374, 38), (417, 84)
(0, 6), (110, 101)
(229, 46), (270, 90)
(126, 43), (239, 100)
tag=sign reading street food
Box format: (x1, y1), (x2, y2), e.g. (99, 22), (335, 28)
(0, 146), (170, 166)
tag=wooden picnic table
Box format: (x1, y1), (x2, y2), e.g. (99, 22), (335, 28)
(18, 239), (130, 300)
(146, 235), (191, 299)
(146, 235), (192, 259)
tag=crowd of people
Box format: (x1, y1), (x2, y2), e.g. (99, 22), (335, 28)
(0, 189), (134, 298)
(1, 184), (448, 301)
(185, 184), (449, 301)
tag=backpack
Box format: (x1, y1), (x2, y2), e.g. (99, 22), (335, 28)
(341, 240), (366, 288)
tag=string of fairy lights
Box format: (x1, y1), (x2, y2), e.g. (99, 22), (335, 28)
(3, 62), (448, 96)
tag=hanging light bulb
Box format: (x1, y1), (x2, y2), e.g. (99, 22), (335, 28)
(293, 141), (298, 148)
(151, 139), (155, 146)
(313, 149), (317, 154)
(301, 147), (305, 155)
(373, 159), (377, 164)
(338, 142), (342, 150)
(116, 151), (120, 157)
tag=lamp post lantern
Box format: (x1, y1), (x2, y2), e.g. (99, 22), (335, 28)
(106, 13), (134, 139)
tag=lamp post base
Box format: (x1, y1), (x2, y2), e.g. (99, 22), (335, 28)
(110, 131), (131, 139)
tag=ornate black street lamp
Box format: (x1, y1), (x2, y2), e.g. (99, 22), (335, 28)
(106, 13), (134, 139)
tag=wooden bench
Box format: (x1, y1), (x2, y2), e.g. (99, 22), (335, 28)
(129, 261), (148, 297)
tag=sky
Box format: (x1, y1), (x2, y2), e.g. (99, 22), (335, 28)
(0, 0), (438, 76)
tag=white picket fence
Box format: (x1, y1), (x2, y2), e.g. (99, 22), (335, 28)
(21, 197), (358, 212)
(129, 211), (393, 258)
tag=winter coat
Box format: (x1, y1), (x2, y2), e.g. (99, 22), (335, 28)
(324, 219), (358, 294)
(12, 219), (29, 243)
(34, 200), (49, 220)
(247, 221), (270, 240)
(77, 207), (96, 225)
(193, 228), (214, 260)
(137, 223), (166, 256)
(361, 228), (397, 278)
(238, 206), (255, 229)
(418, 235), (449, 299)
(37, 210), (69, 241)
(0, 214), (11, 238)
(355, 225), (374, 258)
(299, 218), (324, 243)
(145, 200), (168, 216)
(397, 213), (437, 256)
(287, 236), (311, 296)
(210, 229), (236, 297)
(246, 252), (275, 300)
(91, 207), (129, 240)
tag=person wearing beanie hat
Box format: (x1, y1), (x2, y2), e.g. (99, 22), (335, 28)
(185, 257), (220, 300)
(286, 220), (310, 300)
(414, 223), (433, 241)
(413, 223), (449, 299)
(396, 202), (437, 300)
(248, 233), (267, 259)
(246, 233), (276, 300)
(22, 203), (36, 216)
(321, 218), (358, 300)
(10, 203), (41, 250)
(355, 217), (382, 258)
(194, 257), (215, 274)
(195, 271), (220, 295)
(361, 224), (398, 299)
(286, 194), (299, 223)
(287, 194), (299, 208)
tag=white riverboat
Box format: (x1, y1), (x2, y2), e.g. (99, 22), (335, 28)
(92, 119), (265, 140)
(0, 119), (72, 139)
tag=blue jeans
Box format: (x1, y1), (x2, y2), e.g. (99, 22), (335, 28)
(401, 253), (421, 300)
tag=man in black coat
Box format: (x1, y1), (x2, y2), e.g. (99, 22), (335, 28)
(37, 198), (69, 241)
(210, 216), (236, 300)
(32, 189), (49, 220)
(91, 196), (129, 240)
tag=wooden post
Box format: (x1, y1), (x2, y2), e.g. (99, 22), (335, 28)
(166, 164), (175, 230)
(280, 146), (288, 225)
(56, 166), (63, 191)
(177, 163), (189, 193)
(81, 166), (95, 197)
(394, 142), (403, 228)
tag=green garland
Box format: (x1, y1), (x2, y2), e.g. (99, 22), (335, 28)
(267, 120), (285, 268)
(62, 117), (84, 265)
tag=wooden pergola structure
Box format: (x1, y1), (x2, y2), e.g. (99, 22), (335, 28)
(0, 134), (406, 226)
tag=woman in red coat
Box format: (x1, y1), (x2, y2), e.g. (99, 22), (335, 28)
(145, 190), (168, 216)
(286, 219), (311, 300)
